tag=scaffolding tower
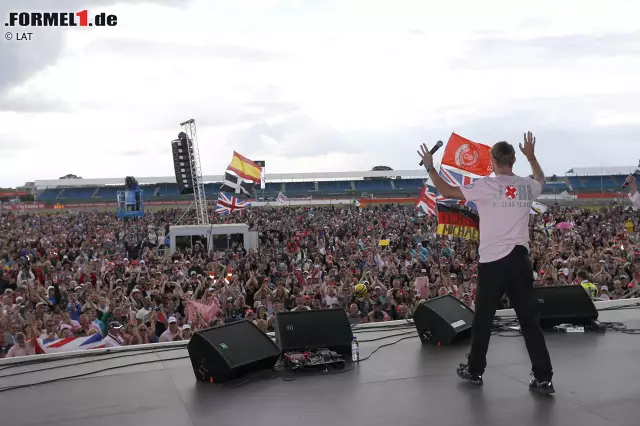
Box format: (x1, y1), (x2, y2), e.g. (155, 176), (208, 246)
(180, 119), (209, 225)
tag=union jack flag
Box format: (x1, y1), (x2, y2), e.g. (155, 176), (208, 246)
(215, 192), (251, 215)
(277, 191), (288, 203)
(436, 166), (481, 211)
(416, 185), (439, 216)
(34, 333), (105, 354)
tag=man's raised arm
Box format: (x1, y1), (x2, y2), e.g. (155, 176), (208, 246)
(520, 132), (544, 185)
(627, 175), (640, 209)
(417, 143), (465, 200)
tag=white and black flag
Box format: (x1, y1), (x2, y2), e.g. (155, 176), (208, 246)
(220, 172), (254, 197)
(254, 160), (266, 190)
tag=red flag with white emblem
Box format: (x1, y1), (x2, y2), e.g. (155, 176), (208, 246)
(441, 133), (493, 176)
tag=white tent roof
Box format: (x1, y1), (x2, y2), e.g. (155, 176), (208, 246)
(33, 169), (428, 188)
(565, 165), (639, 176)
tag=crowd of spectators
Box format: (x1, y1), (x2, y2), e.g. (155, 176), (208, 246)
(0, 203), (638, 358)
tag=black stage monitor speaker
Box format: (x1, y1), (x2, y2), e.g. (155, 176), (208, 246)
(187, 321), (280, 383)
(533, 285), (598, 328)
(413, 294), (474, 345)
(275, 309), (353, 357)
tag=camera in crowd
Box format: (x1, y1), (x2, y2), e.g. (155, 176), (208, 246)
(125, 176), (139, 191)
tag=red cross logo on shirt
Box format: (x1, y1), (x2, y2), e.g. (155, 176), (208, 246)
(505, 185), (518, 199)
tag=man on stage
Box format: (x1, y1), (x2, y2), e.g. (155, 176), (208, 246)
(418, 132), (554, 394)
(626, 174), (640, 210)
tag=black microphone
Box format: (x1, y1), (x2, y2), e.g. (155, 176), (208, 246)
(624, 161), (640, 188)
(419, 140), (444, 166)
(621, 172), (638, 189)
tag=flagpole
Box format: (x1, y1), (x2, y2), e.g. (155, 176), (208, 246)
(155, 200), (195, 254)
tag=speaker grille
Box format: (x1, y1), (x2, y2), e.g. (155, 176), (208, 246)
(413, 295), (474, 345)
(425, 296), (474, 325)
(196, 325), (278, 369)
(275, 309), (353, 355)
(534, 285), (598, 327)
(171, 138), (193, 194)
(187, 321), (280, 382)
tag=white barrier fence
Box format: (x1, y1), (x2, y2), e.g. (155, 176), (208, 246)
(251, 198), (356, 207)
(1, 298), (638, 366)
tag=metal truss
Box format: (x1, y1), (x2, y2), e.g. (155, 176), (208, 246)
(180, 119), (209, 225)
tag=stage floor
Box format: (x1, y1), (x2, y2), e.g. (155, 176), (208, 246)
(2, 309), (640, 426)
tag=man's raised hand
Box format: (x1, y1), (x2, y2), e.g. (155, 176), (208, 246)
(519, 131), (536, 160)
(417, 143), (434, 168)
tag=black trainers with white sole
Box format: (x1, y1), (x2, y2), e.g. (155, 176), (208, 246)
(529, 378), (555, 395)
(456, 363), (483, 386)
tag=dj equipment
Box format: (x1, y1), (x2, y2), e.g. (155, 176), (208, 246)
(283, 348), (344, 370)
(187, 321), (280, 383)
(413, 295), (473, 345)
(413, 294), (474, 345)
(275, 309), (353, 357)
(418, 140), (444, 166)
(533, 285), (598, 328)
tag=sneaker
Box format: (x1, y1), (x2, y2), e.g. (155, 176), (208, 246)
(529, 378), (555, 395)
(456, 363), (483, 385)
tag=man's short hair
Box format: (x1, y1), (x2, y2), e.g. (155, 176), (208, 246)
(491, 141), (516, 167)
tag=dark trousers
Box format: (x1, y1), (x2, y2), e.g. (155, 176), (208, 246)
(468, 245), (553, 381)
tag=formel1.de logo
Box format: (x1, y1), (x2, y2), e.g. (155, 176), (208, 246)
(5, 10), (118, 27)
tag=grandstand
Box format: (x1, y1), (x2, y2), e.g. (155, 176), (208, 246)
(565, 166), (639, 192)
(32, 170), (428, 203)
(15, 165), (638, 204)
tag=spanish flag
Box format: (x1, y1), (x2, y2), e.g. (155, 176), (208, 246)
(227, 152), (262, 183)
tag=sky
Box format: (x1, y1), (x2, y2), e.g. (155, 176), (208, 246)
(1, 0), (640, 187)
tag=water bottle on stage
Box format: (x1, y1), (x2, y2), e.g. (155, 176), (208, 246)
(351, 336), (359, 362)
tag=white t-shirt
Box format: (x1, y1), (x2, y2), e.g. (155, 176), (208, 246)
(324, 294), (339, 307)
(7, 343), (35, 358)
(629, 192), (640, 210)
(136, 307), (150, 322)
(104, 334), (124, 347)
(460, 174), (542, 263)
(148, 231), (158, 244)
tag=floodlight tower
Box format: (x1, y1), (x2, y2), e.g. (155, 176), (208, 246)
(180, 118), (209, 225)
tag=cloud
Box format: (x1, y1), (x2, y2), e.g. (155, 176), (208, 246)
(194, 101), (301, 128)
(85, 38), (291, 62)
(0, 28), (64, 96)
(116, 149), (146, 156)
(0, 92), (70, 113)
(229, 114), (361, 158)
(0, 0), (184, 111)
(457, 31), (640, 69)
(0, 129), (36, 153)
(230, 94), (640, 177)
(1, 0), (640, 187)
